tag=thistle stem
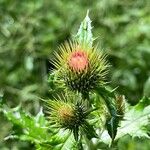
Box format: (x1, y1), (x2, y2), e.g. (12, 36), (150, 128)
(77, 133), (84, 150)
(77, 140), (83, 150)
(81, 91), (89, 101)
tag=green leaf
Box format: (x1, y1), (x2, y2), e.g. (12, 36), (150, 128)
(59, 132), (77, 150)
(82, 121), (98, 140)
(106, 116), (119, 141)
(2, 103), (79, 149)
(2, 105), (51, 144)
(101, 97), (150, 144)
(75, 10), (93, 48)
(117, 96), (150, 138)
(95, 86), (120, 141)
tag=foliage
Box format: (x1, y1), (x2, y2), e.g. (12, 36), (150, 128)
(1, 95), (150, 149)
(0, 0), (149, 104)
(1, 12), (150, 149)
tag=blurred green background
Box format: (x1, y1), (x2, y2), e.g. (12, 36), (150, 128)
(0, 0), (150, 149)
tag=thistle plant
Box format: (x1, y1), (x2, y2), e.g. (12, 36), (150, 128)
(49, 12), (121, 144)
(1, 12), (150, 150)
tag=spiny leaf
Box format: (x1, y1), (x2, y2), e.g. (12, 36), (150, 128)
(106, 116), (119, 141)
(2, 105), (50, 143)
(59, 132), (78, 150)
(117, 96), (150, 138)
(75, 10), (93, 48)
(1, 104), (77, 149)
(95, 86), (120, 141)
(82, 121), (98, 140)
(100, 97), (150, 144)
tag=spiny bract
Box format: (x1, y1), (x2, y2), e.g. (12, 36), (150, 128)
(52, 40), (109, 94)
(45, 95), (88, 130)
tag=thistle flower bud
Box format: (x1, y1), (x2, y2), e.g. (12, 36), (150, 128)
(52, 41), (109, 94)
(45, 95), (88, 131)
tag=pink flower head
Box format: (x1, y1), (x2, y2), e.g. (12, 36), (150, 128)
(68, 50), (88, 72)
